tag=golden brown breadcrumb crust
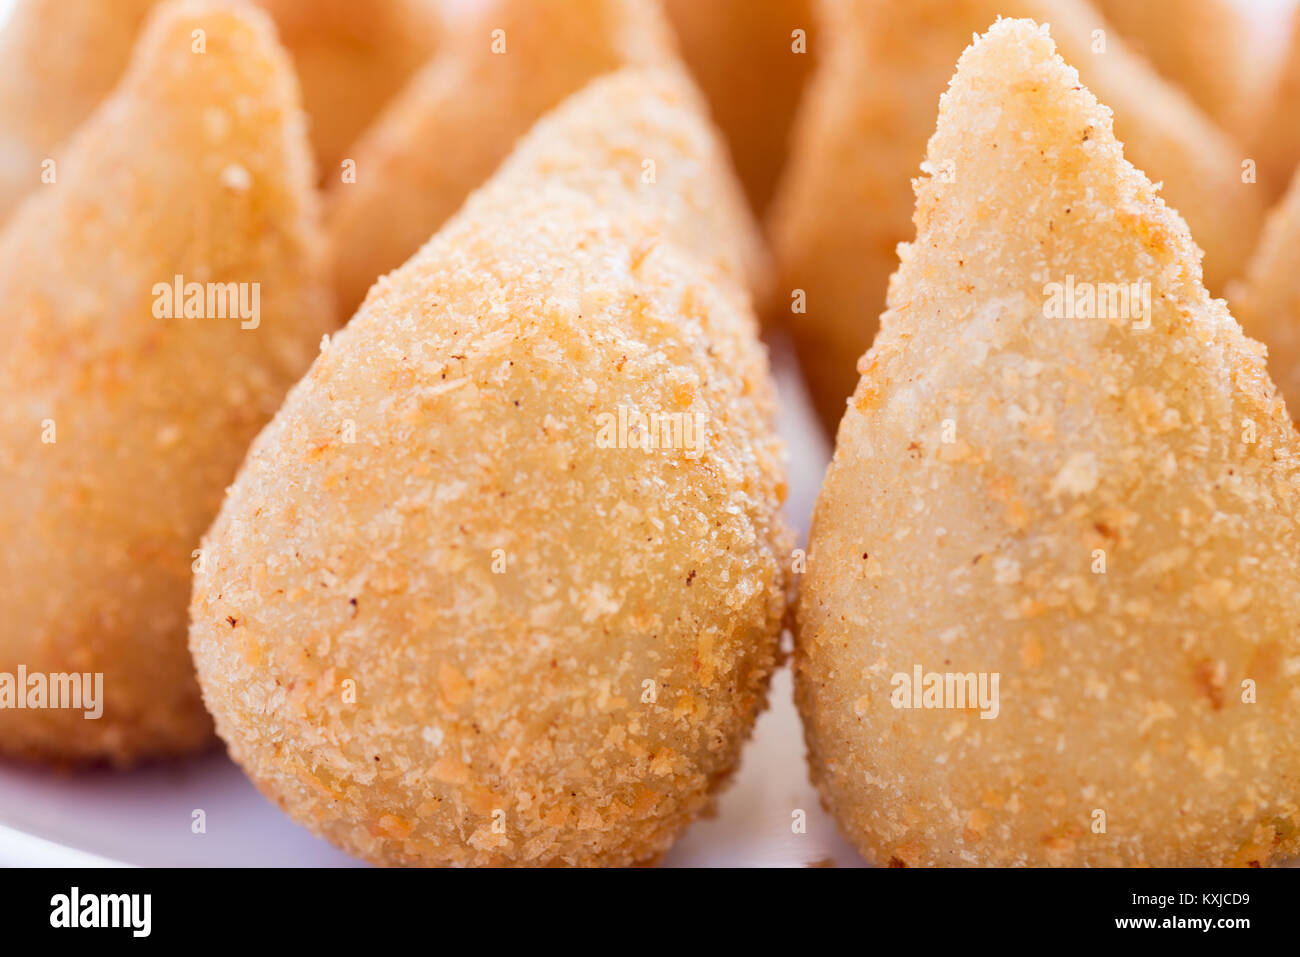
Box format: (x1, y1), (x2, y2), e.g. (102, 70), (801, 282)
(0, 0), (335, 764)
(795, 19), (1300, 868)
(770, 0), (1264, 435)
(191, 66), (790, 867)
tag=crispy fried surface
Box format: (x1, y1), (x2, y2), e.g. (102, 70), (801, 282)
(665, 0), (815, 213)
(324, 0), (685, 316)
(0, 0), (334, 764)
(770, 0), (1264, 435)
(190, 67), (790, 867)
(795, 18), (1300, 867)
(0, 0), (159, 222)
(253, 0), (442, 177)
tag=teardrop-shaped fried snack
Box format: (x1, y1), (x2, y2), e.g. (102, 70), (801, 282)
(795, 18), (1300, 868)
(771, 0), (1264, 434)
(0, 0), (335, 765)
(190, 66), (789, 867)
(0, 0), (159, 221)
(1093, 0), (1254, 135)
(324, 0), (679, 316)
(252, 0), (442, 177)
(665, 0), (815, 213)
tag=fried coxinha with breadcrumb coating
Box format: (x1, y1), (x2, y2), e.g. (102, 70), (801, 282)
(771, 0), (1264, 435)
(796, 19), (1300, 867)
(0, 0), (334, 764)
(0, 0), (442, 222)
(190, 65), (790, 867)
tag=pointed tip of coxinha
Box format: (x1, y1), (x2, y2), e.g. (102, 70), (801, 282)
(0, 0), (324, 320)
(859, 16), (1292, 452)
(126, 0), (291, 93)
(8, 0), (315, 204)
(125, 0), (322, 215)
(914, 16), (1203, 302)
(350, 64), (763, 333)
